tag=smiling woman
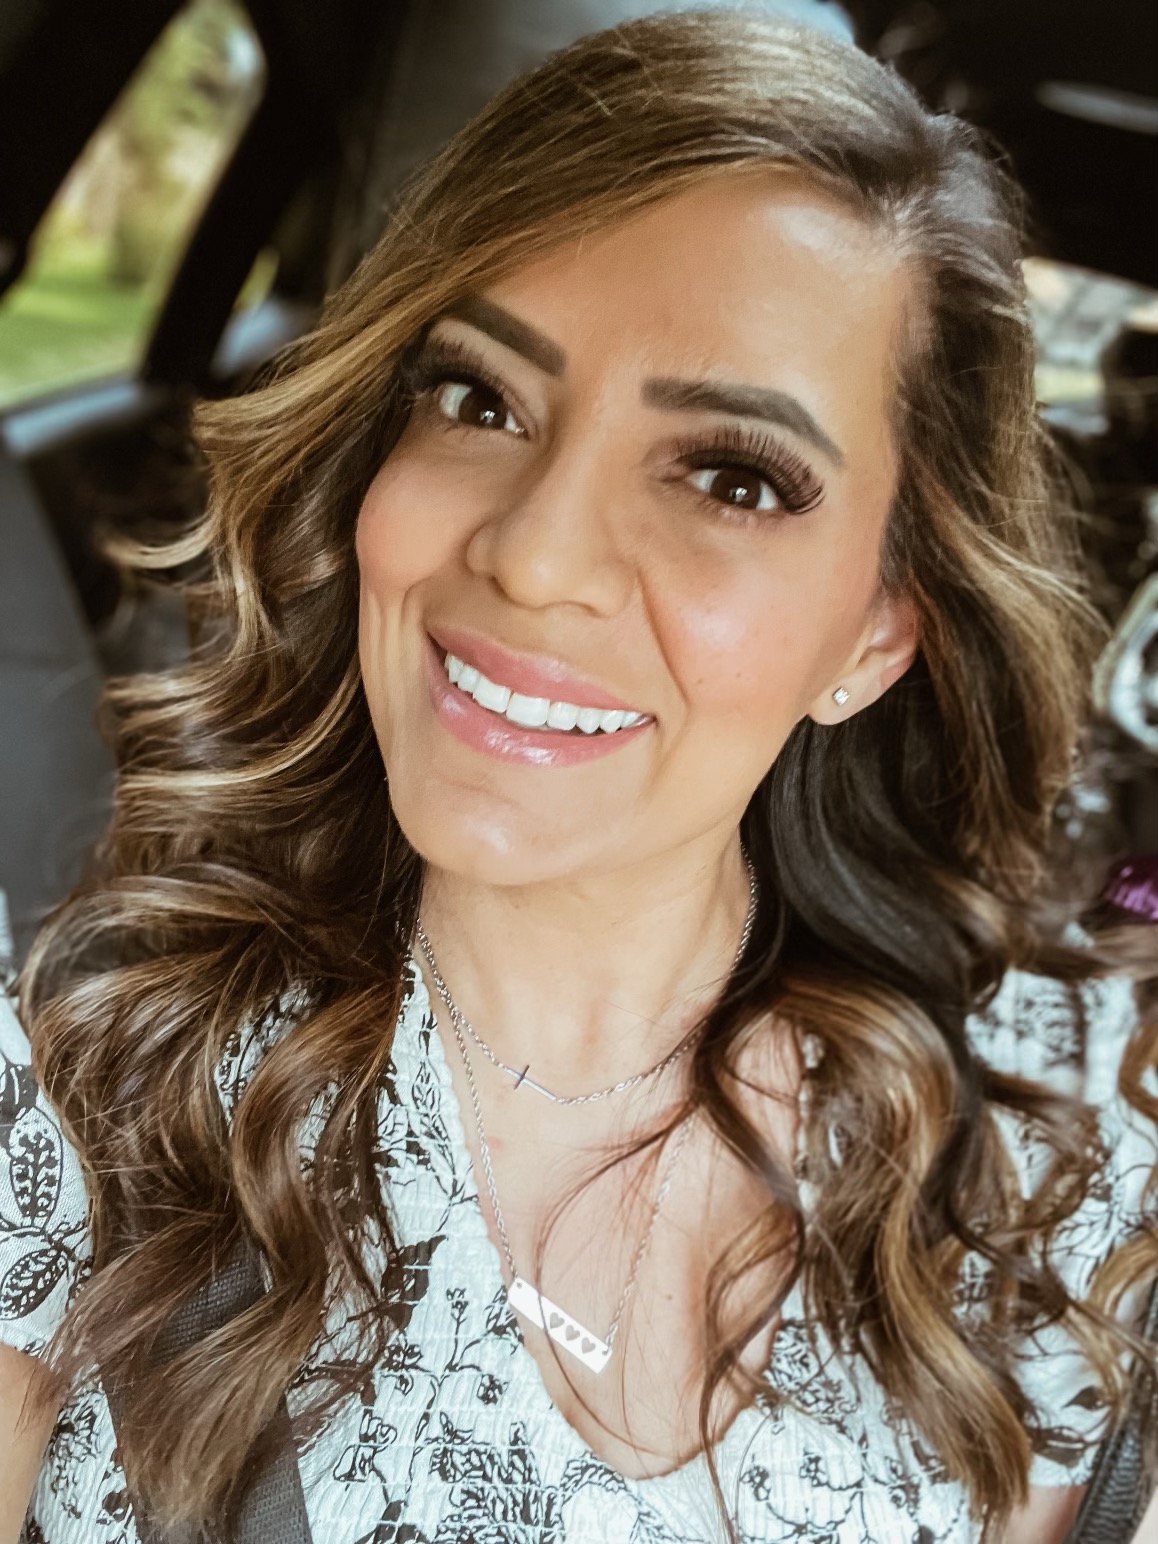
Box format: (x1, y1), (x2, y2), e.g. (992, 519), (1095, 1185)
(358, 174), (911, 861)
(3, 11), (1157, 1544)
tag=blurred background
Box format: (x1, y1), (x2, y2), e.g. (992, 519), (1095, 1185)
(0, 0), (1156, 961)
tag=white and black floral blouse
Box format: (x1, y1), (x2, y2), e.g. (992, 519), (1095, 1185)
(2, 952), (1156, 1544)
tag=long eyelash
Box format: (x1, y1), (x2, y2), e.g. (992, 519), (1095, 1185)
(673, 424), (825, 516)
(397, 336), (514, 414)
(397, 343), (823, 514)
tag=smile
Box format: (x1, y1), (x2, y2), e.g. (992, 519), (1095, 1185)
(423, 633), (652, 767)
(443, 652), (647, 735)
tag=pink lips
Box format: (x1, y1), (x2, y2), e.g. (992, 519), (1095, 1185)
(423, 631), (651, 768)
(429, 625), (635, 712)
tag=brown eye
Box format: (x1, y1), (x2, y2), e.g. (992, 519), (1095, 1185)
(435, 380), (523, 435)
(689, 465), (776, 512)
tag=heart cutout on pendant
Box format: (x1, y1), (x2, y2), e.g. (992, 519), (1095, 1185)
(548, 1312), (564, 1331)
(564, 1322), (580, 1342)
(581, 1337), (595, 1353)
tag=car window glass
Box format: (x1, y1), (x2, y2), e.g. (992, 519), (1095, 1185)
(0, 0), (264, 411)
(1026, 256), (1157, 410)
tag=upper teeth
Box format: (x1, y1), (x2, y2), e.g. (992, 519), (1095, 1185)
(444, 653), (644, 733)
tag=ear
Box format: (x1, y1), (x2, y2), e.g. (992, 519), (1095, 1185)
(806, 589), (920, 725)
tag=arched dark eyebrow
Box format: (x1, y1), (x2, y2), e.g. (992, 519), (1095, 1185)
(643, 379), (845, 468)
(444, 296), (566, 377)
(444, 295), (844, 469)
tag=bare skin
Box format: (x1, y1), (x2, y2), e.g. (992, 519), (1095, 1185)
(0, 1343), (59, 1544)
(1135, 1487), (1158, 1544)
(354, 171), (1093, 1538)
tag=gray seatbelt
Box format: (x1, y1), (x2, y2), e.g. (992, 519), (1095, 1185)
(1065, 1277), (1158, 1544)
(104, 1243), (313, 1544)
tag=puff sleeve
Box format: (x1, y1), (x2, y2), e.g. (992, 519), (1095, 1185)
(967, 964), (1158, 1488)
(0, 984), (92, 1360)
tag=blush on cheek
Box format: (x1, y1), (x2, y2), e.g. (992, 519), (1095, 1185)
(355, 465), (453, 595)
(668, 588), (809, 706)
(656, 558), (852, 737)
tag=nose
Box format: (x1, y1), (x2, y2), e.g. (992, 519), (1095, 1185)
(464, 431), (636, 617)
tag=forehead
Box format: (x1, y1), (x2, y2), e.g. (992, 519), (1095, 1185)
(483, 170), (911, 447)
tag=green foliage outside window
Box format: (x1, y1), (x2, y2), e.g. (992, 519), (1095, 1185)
(0, 0), (264, 410)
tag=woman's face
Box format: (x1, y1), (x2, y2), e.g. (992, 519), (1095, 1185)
(356, 171), (919, 885)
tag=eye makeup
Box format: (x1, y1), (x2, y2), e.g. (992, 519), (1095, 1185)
(397, 332), (826, 518)
(671, 423), (825, 517)
(399, 335), (522, 426)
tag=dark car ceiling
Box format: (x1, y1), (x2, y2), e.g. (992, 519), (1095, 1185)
(847, 0), (1158, 287)
(1, 0), (1154, 307)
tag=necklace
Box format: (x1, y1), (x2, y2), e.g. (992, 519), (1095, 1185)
(416, 857), (756, 1373)
(447, 1003), (694, 1374)
(415, 853), (757, 1106)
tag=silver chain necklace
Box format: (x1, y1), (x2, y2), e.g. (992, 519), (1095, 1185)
(415, 857), (757, 1373)
(415, 854), (757, 1106)
(447, 1006), (694, 1373)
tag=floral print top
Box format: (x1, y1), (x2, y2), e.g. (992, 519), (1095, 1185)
(2, 951), (1156, 1544)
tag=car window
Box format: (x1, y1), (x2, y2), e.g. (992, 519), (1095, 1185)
(0, 0), (264, 411)
(1026, 256), (1156, 410)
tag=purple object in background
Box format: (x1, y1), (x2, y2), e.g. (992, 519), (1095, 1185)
(1102, 856), (1158, 921)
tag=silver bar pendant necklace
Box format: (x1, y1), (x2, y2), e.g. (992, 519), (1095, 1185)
(507, 1276), (614, 1374)
(414, 871), (754, 1373)
(425, 958), (693, 1374)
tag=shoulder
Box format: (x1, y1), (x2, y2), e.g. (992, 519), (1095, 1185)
(0, 985), (92, 1359)
(213, 983), (314, 1117)
(213, 960), (430, 1121)
(965, 946), (1157, 1484)
(966, 947), (1155, 1218)
(965, 949), (1139, 1100)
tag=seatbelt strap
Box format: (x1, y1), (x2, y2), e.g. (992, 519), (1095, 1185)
(104, 1244), (314, 1544)
(1065, 1276), (1158, 1544)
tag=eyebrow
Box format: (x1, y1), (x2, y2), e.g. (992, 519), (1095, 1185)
(643, 378), (845, 468)
(443, 295), (844, 468)
(443, 296), (566, 377)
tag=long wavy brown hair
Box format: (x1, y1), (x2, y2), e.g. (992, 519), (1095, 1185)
(20, 11), (1158, 1540)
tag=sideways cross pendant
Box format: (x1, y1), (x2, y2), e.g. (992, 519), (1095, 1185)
(511, 1063), (557, 1101)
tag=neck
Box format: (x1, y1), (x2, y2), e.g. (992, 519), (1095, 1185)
(417, 834), (751, 1091)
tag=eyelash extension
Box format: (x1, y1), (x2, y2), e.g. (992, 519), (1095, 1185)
(397, 336), (518, 422)
(397, 340), (824, 516)
(673, 423), (825, 516)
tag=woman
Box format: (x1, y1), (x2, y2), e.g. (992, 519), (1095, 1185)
(2, 11), (1156, 1544)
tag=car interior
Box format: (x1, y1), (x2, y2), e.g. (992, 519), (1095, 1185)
(1, 3), (1156, 1534)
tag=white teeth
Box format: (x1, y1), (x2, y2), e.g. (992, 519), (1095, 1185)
(441, 651), (646, 734)
(472, 673), (511, 713)
(505, 692), (551, 728)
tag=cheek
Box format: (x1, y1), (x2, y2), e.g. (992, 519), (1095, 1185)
(667, 587), (810, 725)
(652, 527), (879, 728)
(355, 457), (476, 596)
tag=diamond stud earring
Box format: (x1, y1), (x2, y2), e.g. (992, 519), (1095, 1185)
(833, 686), (850, 705)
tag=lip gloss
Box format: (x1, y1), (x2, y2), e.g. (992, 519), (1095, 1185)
(424, 635), (650, 768)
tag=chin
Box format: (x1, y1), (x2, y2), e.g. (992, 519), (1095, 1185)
(390, 789), (587, 888)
